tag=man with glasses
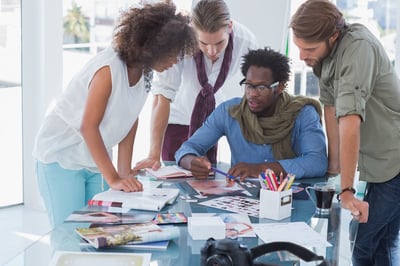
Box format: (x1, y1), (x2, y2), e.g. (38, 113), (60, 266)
(175, 47), (327, 181)
(135, 0), (258, 170)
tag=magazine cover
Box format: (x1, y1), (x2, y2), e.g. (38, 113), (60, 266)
(186, 179), (252, 197)
(152, 212), (188, 225)
(65, 210), (154, 225)
(75, 222), (180, 249)
(80, 239), (170, 251)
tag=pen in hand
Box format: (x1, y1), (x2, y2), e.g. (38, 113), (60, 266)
(211, 167), (235, 180)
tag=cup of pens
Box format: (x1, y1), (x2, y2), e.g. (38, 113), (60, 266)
(259, 169), (295, 220)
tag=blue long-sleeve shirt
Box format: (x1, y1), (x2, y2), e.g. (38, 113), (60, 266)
(175, 98), (328, 179)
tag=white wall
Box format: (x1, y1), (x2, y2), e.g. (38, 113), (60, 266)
(225, 0), (290, 53)
(191, 0), (291, 53)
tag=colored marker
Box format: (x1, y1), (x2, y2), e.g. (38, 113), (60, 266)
(261, 171), (275, 191)
(277, 176), (289, 192)
(258, 174), (268, 190)
(265, 169), (278, 191)
(285, 174), (296, 190)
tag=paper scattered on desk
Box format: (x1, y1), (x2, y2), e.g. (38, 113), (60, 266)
(49, 251), (151, 266)
(252, 222), (332, 248)
(192, 213), (256, 237)
(199, 196), (260, 217)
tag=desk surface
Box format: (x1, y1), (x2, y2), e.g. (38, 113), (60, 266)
(6, 177), (355, 266)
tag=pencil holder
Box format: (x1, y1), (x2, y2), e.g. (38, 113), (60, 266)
(259, 189), (292, 220)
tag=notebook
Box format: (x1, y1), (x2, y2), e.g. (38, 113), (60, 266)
(90, 187), (180, 211)
(145, 165), (194, 179)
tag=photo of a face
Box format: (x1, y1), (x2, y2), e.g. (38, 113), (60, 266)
(186, 180), (252, 197)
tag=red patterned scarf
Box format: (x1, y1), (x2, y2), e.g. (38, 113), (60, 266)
(189, 32), (234, 163)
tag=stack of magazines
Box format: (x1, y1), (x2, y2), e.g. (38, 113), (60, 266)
(76, 222), (180, 249)
(68, 211), (188, 250)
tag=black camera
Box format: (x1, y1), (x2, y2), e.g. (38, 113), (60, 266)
(200, 237), (253, 266)
(200, 238), (328, 266)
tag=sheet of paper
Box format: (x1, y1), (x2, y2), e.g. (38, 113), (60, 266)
(252, 222), (332, 248)
(198, 196), (260, 217)
(192, 213), (256, 237)
(49, 251), (151, 266)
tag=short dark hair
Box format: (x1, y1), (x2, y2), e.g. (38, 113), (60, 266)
(241, 47), (290, 84)
(113, 2), (197, 69)
(290, 0), (345, 42)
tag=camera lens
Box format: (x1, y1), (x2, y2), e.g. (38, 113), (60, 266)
(206, 254), (233, 266)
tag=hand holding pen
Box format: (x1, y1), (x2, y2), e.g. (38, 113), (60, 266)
(211, 167), (236, 182)
(179, 155), (211, 179)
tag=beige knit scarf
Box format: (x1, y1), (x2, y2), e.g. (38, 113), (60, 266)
(229, 91), (322, 160)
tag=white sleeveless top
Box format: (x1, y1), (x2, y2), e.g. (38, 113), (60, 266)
(33, 47), (149, 172)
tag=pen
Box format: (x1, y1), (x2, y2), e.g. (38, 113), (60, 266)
(211, 167), (235, 180)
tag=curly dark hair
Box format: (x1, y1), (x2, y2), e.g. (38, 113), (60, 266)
(241, 47), (291, 85)
(112, 2), (198, 69)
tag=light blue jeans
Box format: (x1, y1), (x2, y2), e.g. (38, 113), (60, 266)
(351, 172), (400, 266)
(35, 161), (109, 228)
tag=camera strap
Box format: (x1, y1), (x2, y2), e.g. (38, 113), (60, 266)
(250, 241), (327, 266)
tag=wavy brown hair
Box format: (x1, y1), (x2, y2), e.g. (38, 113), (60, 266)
(290, 0), (345, 42)
(113, 2), (198, 69)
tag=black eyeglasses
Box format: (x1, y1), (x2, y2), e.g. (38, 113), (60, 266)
(239, 79), (279, 92)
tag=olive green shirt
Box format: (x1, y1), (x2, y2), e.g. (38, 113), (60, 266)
(316, 23), (400, 183)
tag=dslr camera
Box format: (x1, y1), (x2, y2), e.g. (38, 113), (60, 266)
(200, 237), (253, 266)
(200, 237), (327, 266)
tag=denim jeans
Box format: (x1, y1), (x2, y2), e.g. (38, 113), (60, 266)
(351, 172), (400, 266)
(36, 161), (109, 228)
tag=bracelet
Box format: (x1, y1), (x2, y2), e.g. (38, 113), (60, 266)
(336, 187), (356, 202)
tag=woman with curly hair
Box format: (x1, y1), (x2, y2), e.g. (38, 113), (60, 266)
(32, 2), (197, 227)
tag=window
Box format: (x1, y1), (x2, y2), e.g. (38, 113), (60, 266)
(289, 0), (399, 96)
(62, 0), (193, 163)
